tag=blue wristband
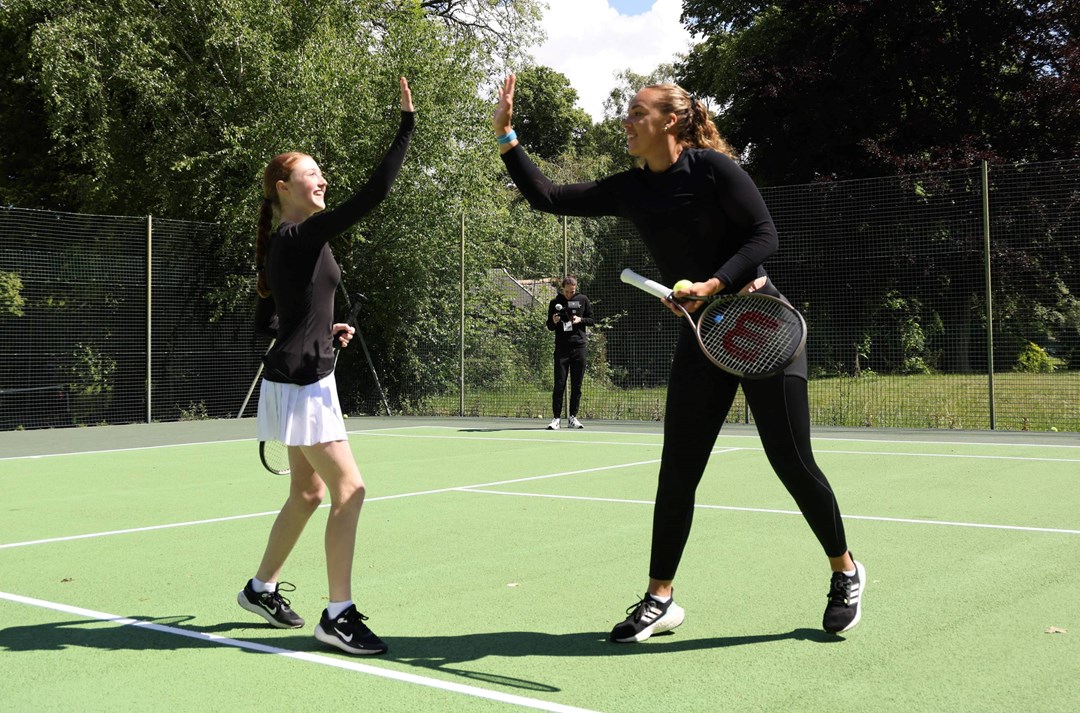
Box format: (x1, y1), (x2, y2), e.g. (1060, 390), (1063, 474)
(497, 130), (517, 145)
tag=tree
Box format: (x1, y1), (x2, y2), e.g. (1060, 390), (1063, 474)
(679, 0), (1080, 185)
(0, 0), (559, 412)
(509, 65), (593, 160)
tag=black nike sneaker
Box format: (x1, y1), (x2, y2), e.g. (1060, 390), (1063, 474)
(314, 605), (388, 655)
(237, 580), (304, 629)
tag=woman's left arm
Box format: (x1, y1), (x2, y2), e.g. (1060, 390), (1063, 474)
(302, 78), (416, 239)
(709, 154), (779, 291)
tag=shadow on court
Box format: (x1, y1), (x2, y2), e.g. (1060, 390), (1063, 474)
(0, 617), (840, 693)
(381, 627), (841, 664)
(0, 615), (260, 652)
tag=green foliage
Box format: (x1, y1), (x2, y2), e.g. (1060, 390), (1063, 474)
(869, 291), (938, 375)
(512, 65), (593, 160)
(178, 401), (210, 421)
(0, 0), (556, 415)
(64, 341), (115, 424)
(0, 271), (26, 317)
(679, 1), (1080, 184)
(1013, 342), (1055, 373)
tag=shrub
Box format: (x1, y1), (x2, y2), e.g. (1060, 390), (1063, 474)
(1013, 342), (1054, 373)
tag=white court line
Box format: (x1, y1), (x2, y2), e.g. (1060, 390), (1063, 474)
(459, 489), (1080, 536)
(0, 425), (433, 461)
(0, 591), (600, 713)
(4, 423), (1079, 463)
(812, 448), (1080, 463)
(0, 456), (672, 550)
(411, 425), (1080, 450)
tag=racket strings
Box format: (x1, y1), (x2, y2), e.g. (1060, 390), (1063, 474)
(697, 298), (804, 374)
(261, 439), (290, 475)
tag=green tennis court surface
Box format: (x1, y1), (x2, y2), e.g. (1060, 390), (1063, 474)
(2, 418), (1077, 712)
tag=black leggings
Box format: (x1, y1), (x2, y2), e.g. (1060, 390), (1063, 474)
(553, 345), (587, 417)
(649, 328), (848, 580)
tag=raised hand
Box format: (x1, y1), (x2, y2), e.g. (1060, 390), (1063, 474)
(493, 74), (515, 135)
(400, 76), (414, 112)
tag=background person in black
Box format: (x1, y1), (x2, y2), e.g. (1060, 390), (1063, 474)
(493, 75), (865, 641)
(237, 78), (414, 656)
(546, 275), (594, 430)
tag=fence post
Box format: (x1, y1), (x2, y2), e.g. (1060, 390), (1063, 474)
(460, 211), (466, 417)
(562, 215), (568, 278)
(146, 215), (153, 424)
(982, 161), (996, 430)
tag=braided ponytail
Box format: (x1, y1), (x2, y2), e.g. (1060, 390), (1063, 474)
(255, 151), (309, 298)
(255, 197), (273, 298)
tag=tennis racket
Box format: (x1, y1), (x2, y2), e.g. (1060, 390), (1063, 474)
(259, 438), (290, 475)
(620, 268), (806, 379)
(254, 294), (365, 476)
(333, 292), (366, 365)
(337, 287), (393, 416)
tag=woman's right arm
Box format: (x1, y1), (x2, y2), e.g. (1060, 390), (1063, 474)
(495, 75), (620, 218)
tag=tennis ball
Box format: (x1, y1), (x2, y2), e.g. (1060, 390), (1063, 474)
(673, 279), (693, 293)
(1050, 426), (1058, 432)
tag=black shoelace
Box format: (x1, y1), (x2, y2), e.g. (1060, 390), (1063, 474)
(827, 572), (854, 605)
(626, 596), (659, 622)
(262, 581), (297, 609)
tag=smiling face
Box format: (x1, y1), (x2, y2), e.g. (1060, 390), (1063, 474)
(277, 155), (327, 220)
(621, 88), (677, 160)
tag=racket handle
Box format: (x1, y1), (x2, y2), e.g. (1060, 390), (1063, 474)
(620, 268), (673, 301)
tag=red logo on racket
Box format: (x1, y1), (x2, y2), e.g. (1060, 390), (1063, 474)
(722, 311), (780, 361)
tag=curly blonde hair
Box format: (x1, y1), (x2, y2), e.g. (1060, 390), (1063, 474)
(642, 84), (737, 160)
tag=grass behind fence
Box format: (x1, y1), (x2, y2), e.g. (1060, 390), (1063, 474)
(415, 371), (1080, 432)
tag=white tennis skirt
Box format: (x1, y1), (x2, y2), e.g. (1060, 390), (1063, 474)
(257, 372), (348, 446)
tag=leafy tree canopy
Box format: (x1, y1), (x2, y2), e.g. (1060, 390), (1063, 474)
(509, 65), (592, 161)
(679, 0), (1080, 184)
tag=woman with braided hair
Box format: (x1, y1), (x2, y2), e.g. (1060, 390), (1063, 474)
(237, 77), (414, 656)
(493, 75), (865, 642)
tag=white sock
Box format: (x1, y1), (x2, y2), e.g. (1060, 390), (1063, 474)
(842, 568), (857, 577)
(327, 600), (353, 619)
(251, 577), (275, 593)
(647, 593), (671, 604)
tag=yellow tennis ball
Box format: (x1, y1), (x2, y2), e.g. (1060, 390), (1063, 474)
(673, 279), (693, 293)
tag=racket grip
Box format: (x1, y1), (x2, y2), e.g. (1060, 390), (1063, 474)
(620, 268), (673, 300)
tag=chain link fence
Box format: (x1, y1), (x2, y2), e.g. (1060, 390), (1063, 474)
(2, 158), (1077, 432)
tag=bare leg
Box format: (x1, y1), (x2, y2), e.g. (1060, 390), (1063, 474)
(298, 440), (366, 603)
(255, 446), (326, 583)
(829, 551), (855, 572)
(647, 578), (673, 598)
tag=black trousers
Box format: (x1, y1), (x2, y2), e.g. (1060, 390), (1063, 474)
(649, 328), (848, 580)
(552, 345), (587, 418)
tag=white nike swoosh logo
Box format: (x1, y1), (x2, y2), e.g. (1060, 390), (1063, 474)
(266, 606), (278, 615)
(334, 627), (353, 642)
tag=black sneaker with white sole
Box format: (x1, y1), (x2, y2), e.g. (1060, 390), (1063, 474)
(823, 559), (866, 633)
(314, 605), (388, 655)
(237, 580), (304, 629)
(610, 593), (685, 643)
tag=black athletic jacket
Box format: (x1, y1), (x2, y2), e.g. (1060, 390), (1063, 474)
(547, 293), (594, 350)
(257, 111), (414, 385)
(501, 145), (777, 293)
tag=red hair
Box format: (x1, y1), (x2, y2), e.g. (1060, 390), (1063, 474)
(255, 152), (309, 297)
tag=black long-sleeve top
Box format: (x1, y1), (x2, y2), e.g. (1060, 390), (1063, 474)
(501, 145), (777, 292)
(547, 292), (594, 349)
(259, 111), (414, 385)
